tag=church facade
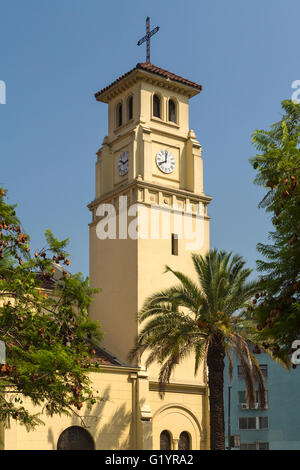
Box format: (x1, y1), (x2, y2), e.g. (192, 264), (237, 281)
(3, 63), (212, 450)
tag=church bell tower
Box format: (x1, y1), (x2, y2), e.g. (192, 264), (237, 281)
(88, 62), (211, 373)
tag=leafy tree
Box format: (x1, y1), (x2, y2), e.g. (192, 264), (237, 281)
(0, 188), (102, 430)
(130, 250), (265, 450)
(250, 100), (300, 356)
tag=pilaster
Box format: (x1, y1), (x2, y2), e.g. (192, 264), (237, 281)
(139, 124), (152, 182)
(186, 129), (203, 194)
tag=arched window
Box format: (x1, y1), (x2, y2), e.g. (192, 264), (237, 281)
(168, 99), (176, 123)
(160, 430), (171, 450)
(178, 431), (190, 450)
(116, 102), (123, 127)
(153, 94), (161, 118)
(57, 426), (95, 450)
(128, 96), (133, 121)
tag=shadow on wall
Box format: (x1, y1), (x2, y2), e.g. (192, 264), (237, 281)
(47, 385), (134, 450)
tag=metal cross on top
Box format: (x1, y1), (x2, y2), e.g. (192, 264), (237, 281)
(137, 17), (160, 63)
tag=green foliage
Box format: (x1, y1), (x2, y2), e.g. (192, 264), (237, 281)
(0, 189), (102, 430)
(250, 100), (300, 353)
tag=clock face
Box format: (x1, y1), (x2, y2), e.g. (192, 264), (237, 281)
(155, 149), (175, 174)
(118, 151), (128, 176)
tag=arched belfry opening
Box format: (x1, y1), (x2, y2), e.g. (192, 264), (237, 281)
(168, 99), (176, 123)
(153, 94), (161, 118)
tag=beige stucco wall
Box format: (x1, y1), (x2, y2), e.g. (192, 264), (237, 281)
(3, 369), (135, 450)
(89, 226), (139, 364)
(3, 367), (209, 450)
(137, 207), (209, 382)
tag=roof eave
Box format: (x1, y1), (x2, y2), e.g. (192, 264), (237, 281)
(95, 67), (202, 103)
(95, 68), (141, 103)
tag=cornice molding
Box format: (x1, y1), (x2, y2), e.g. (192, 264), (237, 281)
(149, 381), (207, 396)
(91, 364), (140, 374)
(97, 69), (200, 103)
(88, 179), (212, 212)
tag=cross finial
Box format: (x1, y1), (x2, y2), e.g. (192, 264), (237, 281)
(137, 17), (160, 63)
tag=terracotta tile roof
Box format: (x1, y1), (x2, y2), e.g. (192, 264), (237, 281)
(95, 63), (202, 99)
(89, 345), (125, 367)
(137, 62), (202, 90)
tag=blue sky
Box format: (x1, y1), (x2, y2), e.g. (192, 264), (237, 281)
(0, 0), (298, 278)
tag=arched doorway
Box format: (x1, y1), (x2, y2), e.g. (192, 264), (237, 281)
(178, 431), (190, 450)
(57, 426), (95, 450)
(160, 430), (172, 450)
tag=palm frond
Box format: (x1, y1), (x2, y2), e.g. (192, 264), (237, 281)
(194, 340), (208, 377)
(229, 334), (256, 408)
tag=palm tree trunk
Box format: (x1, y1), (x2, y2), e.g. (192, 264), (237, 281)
(207, 334), (226, 450)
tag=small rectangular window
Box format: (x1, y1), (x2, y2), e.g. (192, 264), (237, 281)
(238, 390), (268, 408)
(171, 234), (178, 256)
(239, 417), (256, 430)
(239, 416), (269, 430)
(248, 417), (257, 430)
(260, 364), (268, 377)
(257, 390), (268, 407)
(259, 442), (269, 450)
(259, 416), (269, 429)
(238, 364), (268, 378)
(240, 442), (269, 450)
(238, 390), (246, 403)
(240, 443), (257, 450)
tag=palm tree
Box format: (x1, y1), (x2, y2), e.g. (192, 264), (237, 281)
(129, 250), (267, 450)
